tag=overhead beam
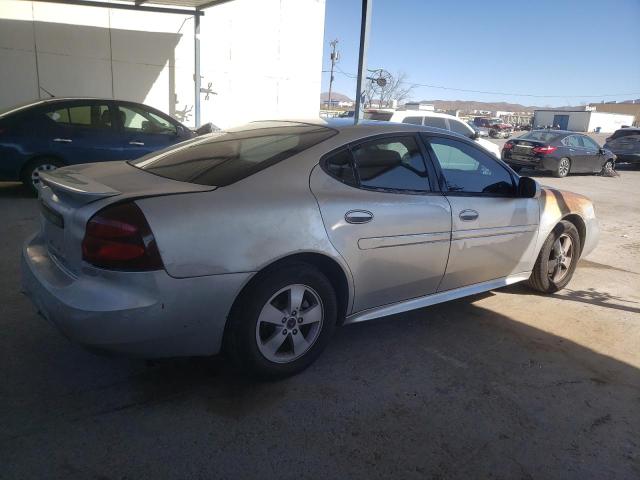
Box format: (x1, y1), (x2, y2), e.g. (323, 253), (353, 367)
(353, 0), (372, 125)
(196, 0), (236, 9)
(29, 0), (205, 16)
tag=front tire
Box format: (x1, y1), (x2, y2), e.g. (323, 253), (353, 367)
(224, 263), (337, 378)
(528, 220), (581, 293)
(553, 157), (571, 178)
(600, 159), (615, 176)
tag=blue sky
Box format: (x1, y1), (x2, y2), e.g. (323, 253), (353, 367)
(321, 0), (640, 107)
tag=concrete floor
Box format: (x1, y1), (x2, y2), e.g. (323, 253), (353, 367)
(1, 162), (639, 478)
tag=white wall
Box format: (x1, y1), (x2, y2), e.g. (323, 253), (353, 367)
(0, 0), (326, 128)
(587, 112), (635, 133)
(533, 111), (590, 131)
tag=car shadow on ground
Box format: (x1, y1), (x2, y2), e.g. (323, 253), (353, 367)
(3, 290), (639, 479)
(0, 182), (32, 199)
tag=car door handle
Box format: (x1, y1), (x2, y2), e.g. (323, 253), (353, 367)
(459, 209), (479, 221)
(345, 210), (373, 224)
(129, 141), (145, 146)
(53, 138), (72, 143)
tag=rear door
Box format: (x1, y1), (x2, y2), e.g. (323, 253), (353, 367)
(422, 134), (539, 291)
(310, 134), (452, 313)
(115, 103), (185, 159)
(564, 135), (590, 172)
(43, 100), (123, 164)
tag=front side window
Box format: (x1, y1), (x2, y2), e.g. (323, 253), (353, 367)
(426, 136), (514, 195)
(46, 104), (111, 129)
(448, 119), (473, 136)
(423, 117), (447, 130)
(351, 136), (430, 192)
(131, 122), (337, 186)
(581, 136), (599, 150)
(118, 105), (177, 135)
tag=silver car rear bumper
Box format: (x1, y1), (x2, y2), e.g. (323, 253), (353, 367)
(21, 233), (251, 358)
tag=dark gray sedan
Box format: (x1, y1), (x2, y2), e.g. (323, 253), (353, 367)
(502, 130), (616, 177)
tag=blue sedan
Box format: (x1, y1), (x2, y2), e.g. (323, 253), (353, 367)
(0, 98), (196, 192)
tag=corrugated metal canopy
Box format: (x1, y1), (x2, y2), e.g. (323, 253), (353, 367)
(28, 0), (234, 15)
(131, 0), (232, 8)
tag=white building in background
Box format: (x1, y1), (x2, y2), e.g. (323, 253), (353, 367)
(0, 0), (326, 128)
(533, 108), (634, 132)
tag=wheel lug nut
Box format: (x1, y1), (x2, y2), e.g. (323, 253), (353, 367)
(293, 329), (298, 335)
(282, 317), (287, 323)
(291, 310), (297, 316)
(298, 318), (303, 323)
(282, 329), (287, 335)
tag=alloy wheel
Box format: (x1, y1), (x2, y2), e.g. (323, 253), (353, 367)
(548, 233), (574, 283)
(558, 158), (570, 177)
(255, 284), (324, 363)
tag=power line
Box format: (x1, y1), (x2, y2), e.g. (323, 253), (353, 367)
(328, 70), (640, 99)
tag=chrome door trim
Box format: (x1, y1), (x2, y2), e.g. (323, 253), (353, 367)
(344, 271), (531, 324)
(452, 224), (538, 241)
(358, 231), (450, 250)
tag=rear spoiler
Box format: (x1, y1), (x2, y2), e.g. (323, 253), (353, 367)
(39, 169), (120, 204)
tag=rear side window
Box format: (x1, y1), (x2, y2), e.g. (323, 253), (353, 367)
(131, 122), (336, 186)
(351, 136), (430, 192)
(402, 116), (423, 125)
(45, 104), (111, 129)
(423, 117), (447, 130)
(323, 149), (356, 186)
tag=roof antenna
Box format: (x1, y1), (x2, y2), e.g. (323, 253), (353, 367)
(39, 86), (55, 98)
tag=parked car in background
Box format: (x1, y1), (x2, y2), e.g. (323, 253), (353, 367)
(474, 117), (513, 138)
(364, 109), (501, 158)
(502, 130), (616, 177)
(466, 120), (489, 137)
(0, 98), (201, 192)
(603, 127), (640, 165)
(23, 119), (599, 377)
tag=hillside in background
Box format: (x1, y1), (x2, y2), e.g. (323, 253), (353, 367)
(419, 100), (544, 112)
(320, 91), (353, 102)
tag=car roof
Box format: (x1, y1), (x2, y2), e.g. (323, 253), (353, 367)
(0, 97), (150, 118)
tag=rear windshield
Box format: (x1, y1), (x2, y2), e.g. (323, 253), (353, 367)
(520, 131), (562, 142)
(364, 111), (393, 121)
(130, 122), (337, 186)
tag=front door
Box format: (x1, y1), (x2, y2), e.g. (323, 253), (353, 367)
(421, 134), (539, 291)
(115, 103), (182, 159)
(579, 135), (604, 172)
(310, 135), (452, 313)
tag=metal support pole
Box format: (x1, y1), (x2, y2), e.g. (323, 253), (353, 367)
(194, 12), (201, 128)
(353, 0), (372, 125)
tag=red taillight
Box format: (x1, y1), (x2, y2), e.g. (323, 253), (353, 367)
(82, 202), (163, 271)
(532, 145), (557, 155)
(503, 141), (514, 150)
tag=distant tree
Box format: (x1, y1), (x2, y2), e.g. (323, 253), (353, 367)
(362, 71), (415, 108)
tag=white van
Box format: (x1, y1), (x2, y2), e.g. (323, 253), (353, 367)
(364, 109), (501, 158)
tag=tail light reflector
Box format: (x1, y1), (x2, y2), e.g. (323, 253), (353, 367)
(532, 145), (557, 155)
(82, 202), (163, 271)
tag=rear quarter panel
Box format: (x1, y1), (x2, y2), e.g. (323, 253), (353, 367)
(136, 147), (352, 283)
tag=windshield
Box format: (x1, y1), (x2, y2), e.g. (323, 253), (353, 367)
(130, 122), (337, 186)
(520, 131), (562, 142)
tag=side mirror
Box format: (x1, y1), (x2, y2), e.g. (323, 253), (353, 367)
(598, 147), (606, 154)
(470, 131), (480, 140)
(517, 176), (539, 198)
(195, 122), (214, 135)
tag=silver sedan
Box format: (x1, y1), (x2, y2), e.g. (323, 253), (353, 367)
(22, 119), (599, 377)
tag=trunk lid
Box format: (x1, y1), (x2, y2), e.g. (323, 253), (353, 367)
(38, 161), (214, 275)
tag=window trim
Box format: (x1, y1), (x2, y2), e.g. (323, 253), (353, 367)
(419, 132), (519, 198)
(42, 101), (117, 131)
(319, 132), (441, 195)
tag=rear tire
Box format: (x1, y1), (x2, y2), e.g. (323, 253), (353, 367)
(21, 158), (63, 195)
(224, 263), (337, 378)
(553, 157), (571, 178)
(528, 220), (581, 293)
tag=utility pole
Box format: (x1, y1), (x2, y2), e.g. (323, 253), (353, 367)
(327, 39), (338, 110)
